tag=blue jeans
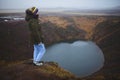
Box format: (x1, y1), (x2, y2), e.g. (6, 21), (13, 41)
(33, 43), (46, 62)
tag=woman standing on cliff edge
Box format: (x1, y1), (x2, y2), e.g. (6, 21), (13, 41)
(25, 7), (46, 66)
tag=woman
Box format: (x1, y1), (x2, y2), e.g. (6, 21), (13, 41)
(25, 7), (46, 66)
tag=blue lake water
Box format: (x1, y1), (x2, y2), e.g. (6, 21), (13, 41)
(42, 41), (104, 77)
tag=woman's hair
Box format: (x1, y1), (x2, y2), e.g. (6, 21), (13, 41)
(26, 9), (32, 15)
(25, 7), (39, 21)
(33, 14), (39, 19)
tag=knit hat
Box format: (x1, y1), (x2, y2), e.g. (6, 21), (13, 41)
(28, 7), (38, 15)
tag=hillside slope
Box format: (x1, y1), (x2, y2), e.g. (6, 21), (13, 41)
(0, 15), (120, 80)
(90, 18), (120, 80)
(0, 61), (77, 80)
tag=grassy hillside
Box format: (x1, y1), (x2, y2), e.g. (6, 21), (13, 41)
(0, 15), (120, 80)
(90, 18), (120, 80)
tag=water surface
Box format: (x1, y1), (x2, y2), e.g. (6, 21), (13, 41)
(42, 41), (104, 77)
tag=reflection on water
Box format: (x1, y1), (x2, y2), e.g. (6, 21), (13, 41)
(42, 41), (104, 77)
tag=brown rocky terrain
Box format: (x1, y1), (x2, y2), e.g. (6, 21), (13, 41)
(0, 14), (120, 80)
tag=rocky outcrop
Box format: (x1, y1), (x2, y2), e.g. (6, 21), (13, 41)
(0, 61), (77, 80)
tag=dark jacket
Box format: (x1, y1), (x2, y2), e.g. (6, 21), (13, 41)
(25, 9), (43, 44)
